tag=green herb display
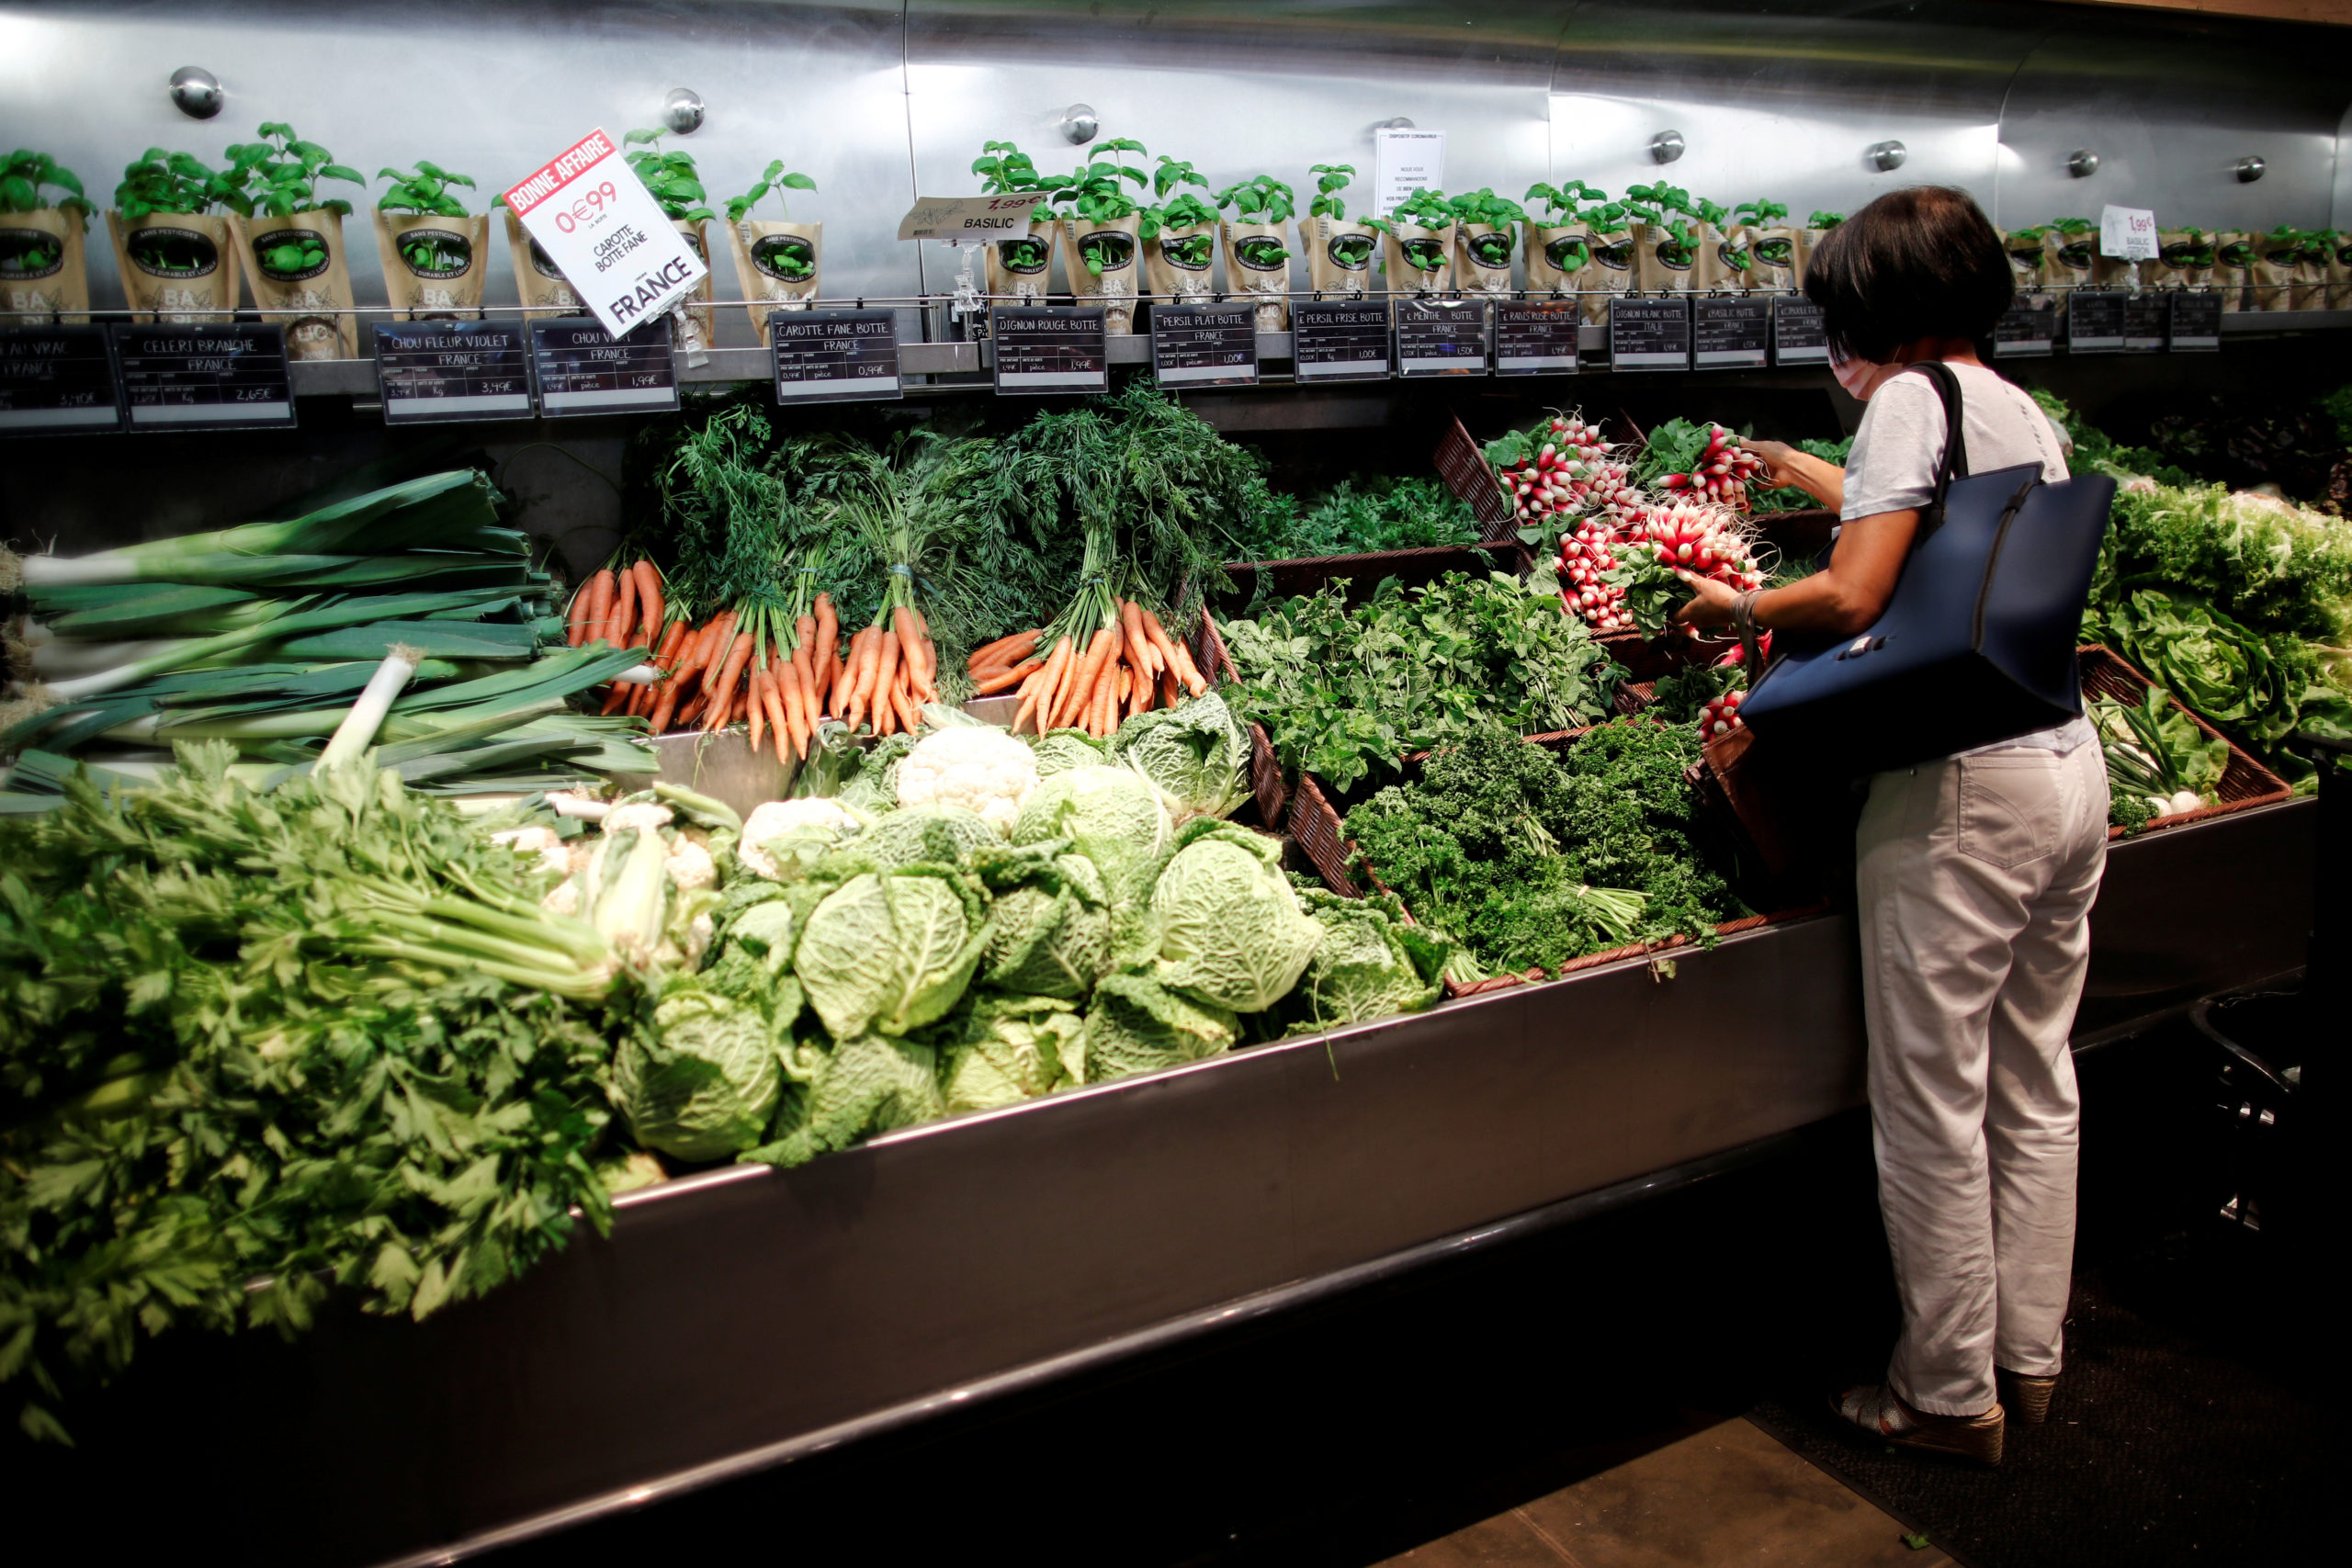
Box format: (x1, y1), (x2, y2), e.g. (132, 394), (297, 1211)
(1523, 179), (1604, 227)
(2099, 588), (2305, 750)
(1055, 138), (1148, 244)
(971, 140), (1051, 196)
(1142, 155), (1217, 251)
(222, 122), (364, 220)
(1217, 570), (1623, 792)
(1448, 187), (1527, 267)
(1227, 474), (1478, 562)
(620, 129), (715, 224)
(1345, 721), (1736, 975)
(0, 749), (632, 1440)
(376, 161), (475, 218)
(1808, 210), (1846, 230)
(1308, 163), (1357, 221)
(112, 147), (251, 219)
(2, 149), (89, 229)
(724, 159), (818, 226)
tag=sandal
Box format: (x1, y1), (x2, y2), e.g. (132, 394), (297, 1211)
(1833, 1382), (2004, 1465)
(1998, 1367), (2058, 1426)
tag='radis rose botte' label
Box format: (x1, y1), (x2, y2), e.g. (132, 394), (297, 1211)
(728, 219), (820, 340)
(1301, 216), (1376, 298)
(373, 211), (491, 320)
(234, 209), (358, 359)
(503, 207), (582, 318)
(107, 209), (241, 323)
(0, 207), (89, 325)
(1147, 222), (1218, 304)
(1063, 214), (1141, 333)
(1222, 220), (1291, 331)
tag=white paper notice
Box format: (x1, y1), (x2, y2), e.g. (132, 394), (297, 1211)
(2099, 204), (2158, 262)
(503, 129), (707, 340)
(1374, 130), (1447, 219)
(898, 193), (1050, 243)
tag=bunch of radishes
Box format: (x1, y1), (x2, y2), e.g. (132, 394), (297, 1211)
(1496, 412), (1638, 526)
(1556, 517), (1635, 633)
(1632, 500), (1766, 593)
(1655, 424), (1771, 511)
(1699, 687), (1744, 739)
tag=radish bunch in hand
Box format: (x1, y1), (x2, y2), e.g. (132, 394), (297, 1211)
(1700, 687), (1744, 739)
(1556, 517), (1635, 633)
(1654, 424), (1771, 510)
(1634, 500), (1765, 593)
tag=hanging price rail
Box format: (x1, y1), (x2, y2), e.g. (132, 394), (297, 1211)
(1148, 302), (1258, 387)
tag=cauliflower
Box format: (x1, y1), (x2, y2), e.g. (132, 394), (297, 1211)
(740, 796), (863, 881)
(540, 879), (582, 918)
(895, 727), (1039, 830)
(602, 802), (675, 834)
(491, 824), (571, 878)
(665, 838), (717, 892)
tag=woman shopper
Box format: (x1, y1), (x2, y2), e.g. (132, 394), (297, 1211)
(1673, 186), (2103, 1467)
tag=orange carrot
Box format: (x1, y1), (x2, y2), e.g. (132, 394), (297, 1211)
(972, 657), (1044, 695)
(633, 562), (663, 647)
(813, 593), (840, 694)
(889, 607), (925, 702)
(566, 580), (594, 647)
(841, 627), (875, 728)
(869, 620), (901, 729)
(705, 632), (754, 733)
(610, 563), (639, 649)
(582, 569), (617, 646)
(747, 667), (768, 752)
(1016, 635), (1071, 735)
(1120, 601), (1160, 682)
(1052, 626), (1111, 730)
(908, 605), (937, 692)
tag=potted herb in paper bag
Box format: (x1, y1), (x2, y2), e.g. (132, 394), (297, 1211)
(1449, 187), (1525, 299)
(2328, 231), (2352, 310)
(1625, 183), (1700, 295)
(2153, 227), (2215, 292)
(1520, 179), (1601, 298)
(1144, 155), (1219, 306)
(1690, 196), (1749, 293)
(622, 129), (718, 354)
(491, 189), (582, 319)
(1371, 186), (1455, 296)
(224, 122), (365, 359)
(373, 162), (488, 321)
(2002, 223), (2052, 305)
(725, 159), (820, 340)
(109, 146), (250, 322)
(2, 151), (93, 325)
(2046, 218), (2097, 315)
(1802, 210), (1846, 285)
(970, 141), (1056, 320)
(2212, 231), (2259, 310)
(2268, 226), (2327, 310)
(1216, 173), (1296, 330)
(1736, 200), (1797, 293)
(1054, 137), (1148, 333)
(1572, 199), (1638, 322)
(1301, 164), (1377, 298)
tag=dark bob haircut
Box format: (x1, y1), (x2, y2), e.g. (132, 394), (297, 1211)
(1803, 186), (2012, 364)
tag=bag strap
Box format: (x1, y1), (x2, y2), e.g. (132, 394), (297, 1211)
(1908, 360), (1970, 546)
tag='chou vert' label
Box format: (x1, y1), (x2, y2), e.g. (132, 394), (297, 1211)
(0, 227), (64, 280)
(252, 227), (332, 283)
(127, 224), (220, 279)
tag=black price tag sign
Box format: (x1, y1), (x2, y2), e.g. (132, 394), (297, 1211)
(1993, 298), (2056, 358)
(0, 325), (123, 435)
(530, 316), (678, 417)
(772, 309), (903, 402)
(1394, 298), (1489, 377)
(110, 322), (295, 431)
(372, 320), (533, 423)
(2169, 290), (2222, 352)
(1692, 296), (1770, 369)
(1493, 299), (1579, 376)
(2122, 293), (2167, 354)
(2066, 290), (2126, 354)
(991, 306), (1108, 394)
(1149, 302), (1258, 387)
(1292, 300), (1391, 381)
(1608, 296), (1690, 370)
(1770, 296), (1829, 366)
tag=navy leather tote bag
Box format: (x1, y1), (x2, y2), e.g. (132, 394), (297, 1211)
(1738, 362), (2116, 778)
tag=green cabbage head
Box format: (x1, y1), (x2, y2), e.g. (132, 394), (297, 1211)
(744, 1032), (946, 1168)
(845, 804), (1004, 871)
(1029, 728), (1108, 777)
(939, 992), (1084, 1111)
(982, 851), (1113, 998)
(1275, 888), (1453, 1032)
(1009, 764), (1172, 908)
(795, 867), (991, 1038)
(1082, 972), (1238, 1083)
(1149, 821), (1322, 1012)
(616, 979), (782, 1161)
(1108, 691), (1250, 820)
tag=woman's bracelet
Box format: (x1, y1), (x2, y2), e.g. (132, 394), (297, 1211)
(1733, 590), (1761, 671)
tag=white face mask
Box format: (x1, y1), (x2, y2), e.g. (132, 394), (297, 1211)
(1829, 347), (1881, 400)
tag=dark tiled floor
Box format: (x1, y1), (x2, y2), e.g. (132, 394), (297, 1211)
(1385, 1419), (1952, 1568)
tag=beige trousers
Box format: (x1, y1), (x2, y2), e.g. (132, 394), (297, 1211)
(1855, 738), (2109, 1416)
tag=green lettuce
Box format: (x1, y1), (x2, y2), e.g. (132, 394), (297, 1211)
(1108, 691), (1251, 820)
(614, 978), (783, 1161)
(1148, 820), (1321, 1013)
(794, 867), (991, 1038)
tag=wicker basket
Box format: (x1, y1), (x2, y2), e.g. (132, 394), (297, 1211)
(1185, 607), (1289, 829)
(2080, 644), (2293, 838)
(1590, 626), (1739, 682)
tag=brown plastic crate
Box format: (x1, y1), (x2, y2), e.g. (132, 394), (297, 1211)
(1591, 626), (1739, 682)
(2080, 644), (2294, 838)
(1431, 411), (1520, 543)
(1186, 606), (1289, 829)
(1216, 541), (1535, 612)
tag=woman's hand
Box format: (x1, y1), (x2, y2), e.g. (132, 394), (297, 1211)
(1739, 437), (1804, 492)
(1672, 571), (1740, 629)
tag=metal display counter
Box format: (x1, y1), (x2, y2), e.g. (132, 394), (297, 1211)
(18, 798), (2312, 1568)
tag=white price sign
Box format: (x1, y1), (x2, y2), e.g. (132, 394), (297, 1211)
(1373, 129), (1446, 219)
(2099, 204), (2158, 262)
(502, 129), (707, 340)
(897, 192), (1049, 243)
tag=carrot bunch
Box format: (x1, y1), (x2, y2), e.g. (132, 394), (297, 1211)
(997, 597), (1207, 739)
(567, 558), (666, 652)
(837, 604), (940, 739)
(630, 590), (846, 761)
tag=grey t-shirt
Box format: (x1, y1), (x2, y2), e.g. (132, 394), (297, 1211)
(1840, 363), (2089, 758)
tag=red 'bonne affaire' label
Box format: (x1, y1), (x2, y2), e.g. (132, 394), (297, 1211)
(503, 130), (618, 218)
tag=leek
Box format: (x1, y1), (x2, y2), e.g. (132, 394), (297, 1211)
(314, 644), (424, 773)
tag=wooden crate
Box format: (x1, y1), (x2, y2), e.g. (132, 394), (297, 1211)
(2080, 644), (2294, 838)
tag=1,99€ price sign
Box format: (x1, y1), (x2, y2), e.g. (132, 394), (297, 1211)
(503, 129), (707, 341)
